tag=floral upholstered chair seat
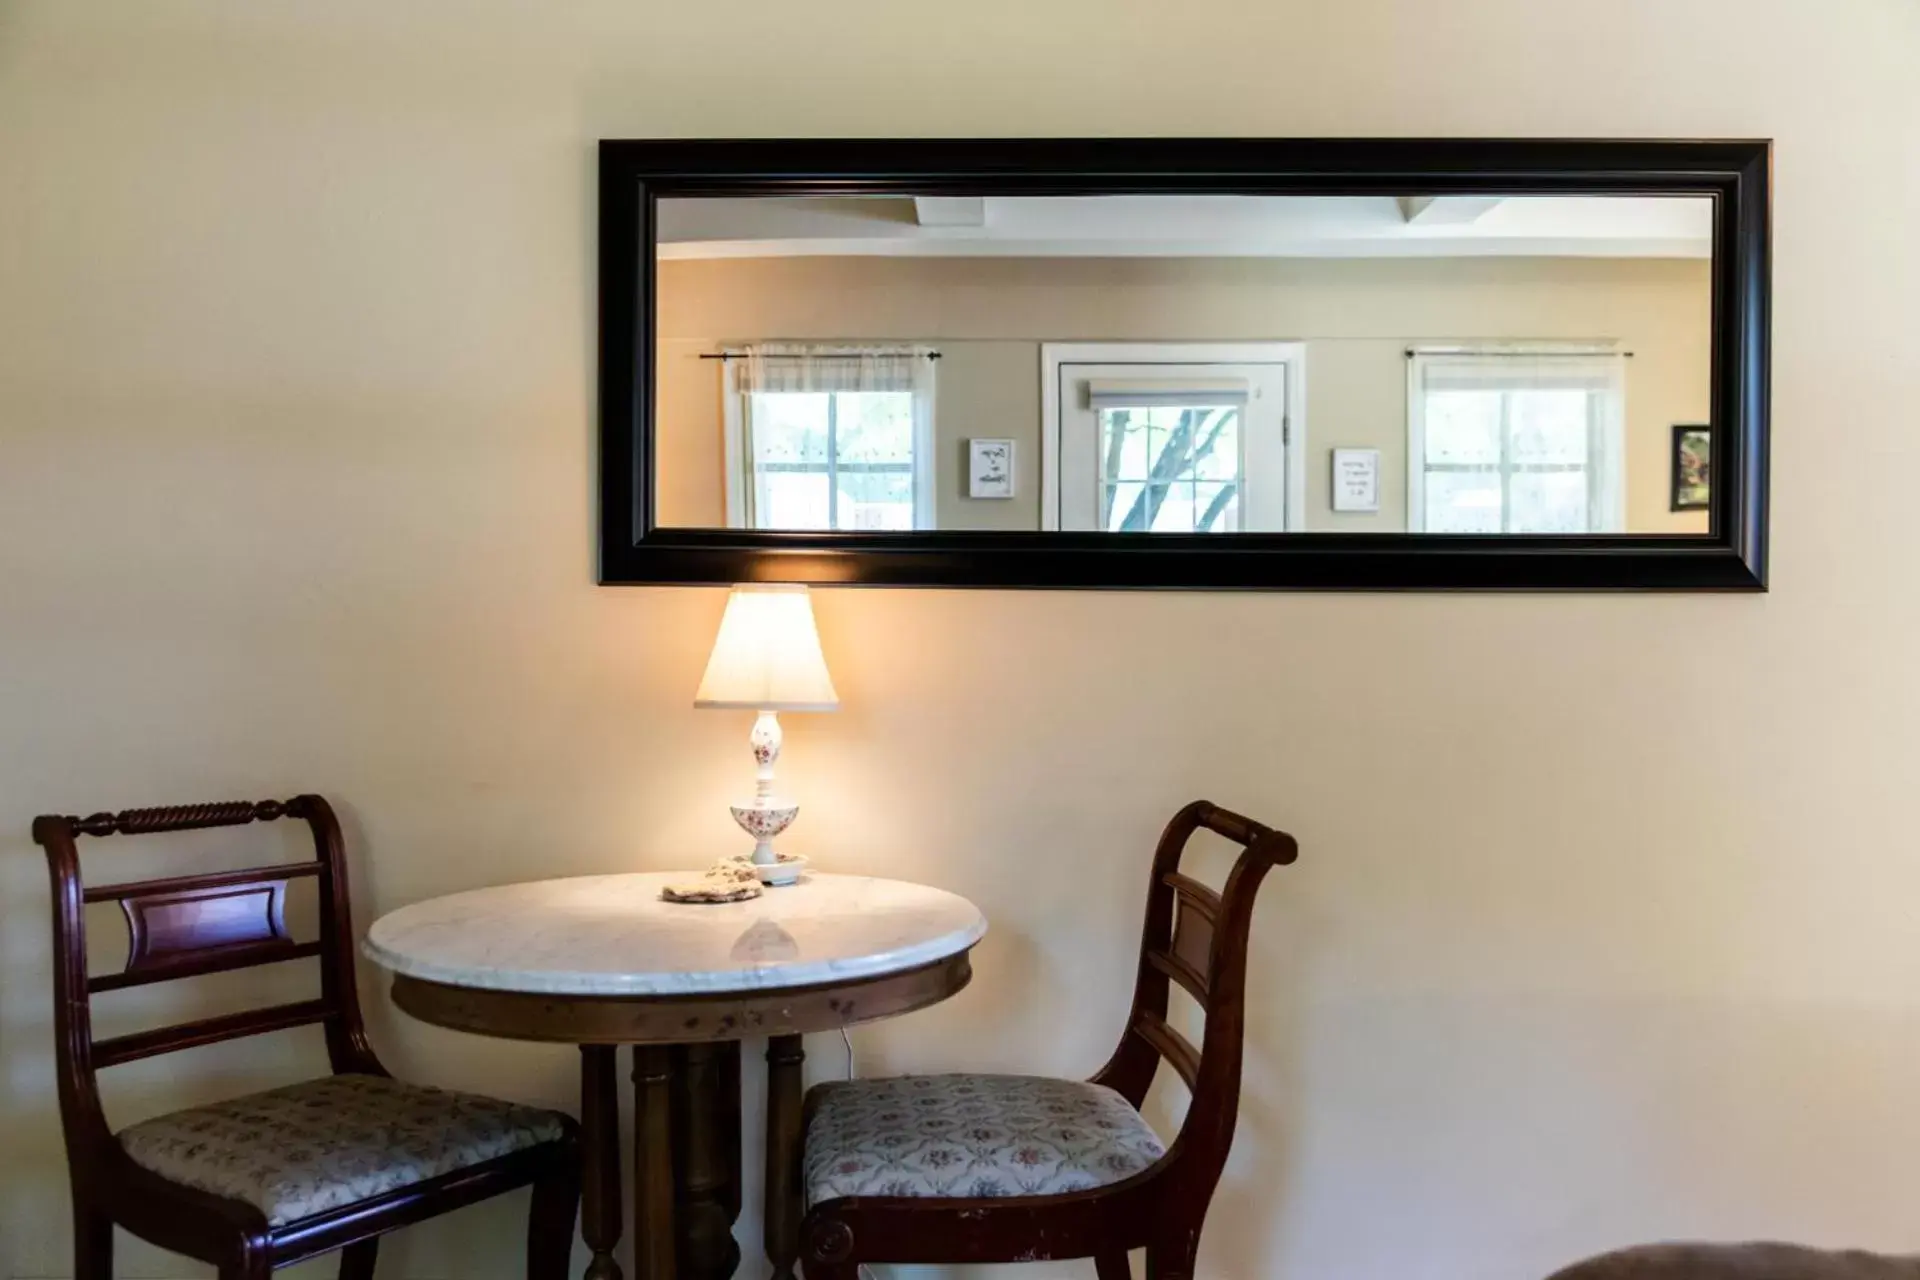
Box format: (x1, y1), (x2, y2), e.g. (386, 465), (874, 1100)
(116, 1073), (569, 1227)
(803, 1073), (1166, 1204)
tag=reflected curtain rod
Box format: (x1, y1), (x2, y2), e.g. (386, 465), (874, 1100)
(1404, 346), (1633, 357)
(699, 351), (941, 360)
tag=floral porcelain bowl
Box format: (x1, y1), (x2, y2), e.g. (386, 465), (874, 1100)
(729, 801), (798, 840)
(730, 801), (804, 884)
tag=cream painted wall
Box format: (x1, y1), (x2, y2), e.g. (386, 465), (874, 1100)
(931, 343), (1041, 532)
(1, 4), (1917, 1280)
(656, 256), (1711, 534)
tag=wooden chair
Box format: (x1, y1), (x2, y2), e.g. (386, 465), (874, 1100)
(792, 800), (1296, 1280)
(34, 795), (581, 1280)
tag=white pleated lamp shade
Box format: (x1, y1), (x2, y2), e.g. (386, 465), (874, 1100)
(694, 584), (840, 712)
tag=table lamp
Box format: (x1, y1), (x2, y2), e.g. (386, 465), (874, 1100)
(695, 584), (839, 884)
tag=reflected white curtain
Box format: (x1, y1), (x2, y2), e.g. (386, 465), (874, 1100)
(737, 342), (934, 396)
(1409, 347), (1627, 532)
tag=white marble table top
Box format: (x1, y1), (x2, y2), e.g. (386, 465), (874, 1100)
(362, 872), (987, 997)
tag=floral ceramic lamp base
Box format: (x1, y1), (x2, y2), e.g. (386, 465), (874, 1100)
(732, 710), (803, 884)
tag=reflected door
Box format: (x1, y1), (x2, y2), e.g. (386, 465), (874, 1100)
(1046, 348), (1299, 533)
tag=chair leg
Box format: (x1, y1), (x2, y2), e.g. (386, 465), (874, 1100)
(73, 1202), (112, 1280)
(1096, 1250), (1132, 1280)
(1145, 1235), (1197, 1280)
(528, 1153), (582, 1280)
(338, 1240), (377, 1280)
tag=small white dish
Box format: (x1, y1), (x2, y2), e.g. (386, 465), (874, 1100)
(754, 854), (808, 887)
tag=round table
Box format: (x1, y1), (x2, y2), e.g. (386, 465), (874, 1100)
(363, 871), (986, 1280)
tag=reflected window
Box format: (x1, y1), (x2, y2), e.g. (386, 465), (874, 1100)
(1408, 350), (1626, 534)
(723, 345), (935, 531)
(1061, 363), (1291, 533)
(1097, 404), (1243, 532)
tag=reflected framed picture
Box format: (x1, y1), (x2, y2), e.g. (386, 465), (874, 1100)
(968, 438), (1014, 499)
(1671, 424), (1711, 511)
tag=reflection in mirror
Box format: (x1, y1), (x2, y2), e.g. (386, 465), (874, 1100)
(654, 194), (1714, 536)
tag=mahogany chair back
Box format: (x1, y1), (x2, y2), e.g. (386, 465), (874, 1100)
(1090, 799), (1298, 1204)
(34, 795), (384, 1164)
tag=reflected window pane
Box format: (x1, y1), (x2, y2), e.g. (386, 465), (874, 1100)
(1099, 410), (1151, 481)
(1103, 481), (1145, 531)
(1424, 471), (1503, 533)
(749, 393), (829, 465)
(1194, 481), (1240, 532)
(1424, 391), (1501, 464)
(1143, 420), (1166, 483)
(1508, 390), (1589, 465)
(837, 469), (913, 530)
(833, 392), (914, 465)
(1190, 409), (1240, 480)
(1148, 483), (1195, 532)
(759, 471), (831, 529)
(1509, 471), (1589, 533)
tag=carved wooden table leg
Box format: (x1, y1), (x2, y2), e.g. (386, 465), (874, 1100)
(631, 1046), (677, 1280)
(764, 1034), (806, 1280)
(719, 1039), (742, 1226)
(578, 1046), (623, 1280)
(669, 1042), (743, 1280)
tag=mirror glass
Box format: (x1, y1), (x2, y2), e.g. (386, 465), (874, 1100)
(654, 193), (1714, 536)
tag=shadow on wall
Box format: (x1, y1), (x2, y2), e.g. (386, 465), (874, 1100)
(1167, 827), (1312, 1279)
(1201, 892), (1310, 1275)
(849, 924), (1048, 1079)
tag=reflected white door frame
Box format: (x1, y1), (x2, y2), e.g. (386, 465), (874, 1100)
(1041, 342), (1308, 532)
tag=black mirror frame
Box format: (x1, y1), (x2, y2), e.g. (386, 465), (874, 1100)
(599, 138), (1769, 591)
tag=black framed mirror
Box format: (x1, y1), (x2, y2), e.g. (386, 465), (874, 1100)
(600, 138), (1768, 590)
